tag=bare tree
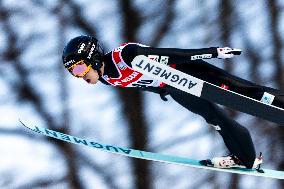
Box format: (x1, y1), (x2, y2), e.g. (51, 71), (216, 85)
(217, 0), (241, 188)
(267, 1), (284, 188)
(116, 1), (177, 188)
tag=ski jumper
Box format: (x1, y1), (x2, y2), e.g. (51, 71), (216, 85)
(99, 43), (284, 168)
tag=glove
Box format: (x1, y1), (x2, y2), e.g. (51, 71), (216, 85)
(217, 47), (242, 59)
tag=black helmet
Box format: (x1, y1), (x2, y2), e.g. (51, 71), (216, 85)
(62, 35), (104, 75)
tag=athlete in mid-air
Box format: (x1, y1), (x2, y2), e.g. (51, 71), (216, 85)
(61, 35), (284, 169)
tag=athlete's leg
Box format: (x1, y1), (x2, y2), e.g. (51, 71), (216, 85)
(166, 86), (256, 168)
(176, 60), (284, 109)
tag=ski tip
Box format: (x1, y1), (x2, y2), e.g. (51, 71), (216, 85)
(18, 119), (36, 131)
(18, 119), (27, 127)
(18, 118), (24, 124)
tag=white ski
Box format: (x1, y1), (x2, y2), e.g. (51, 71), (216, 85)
(20, 120), (284, 179)
(132, 55), (284, 125)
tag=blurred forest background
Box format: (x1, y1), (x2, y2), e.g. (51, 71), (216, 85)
(0, 0), (283, 189)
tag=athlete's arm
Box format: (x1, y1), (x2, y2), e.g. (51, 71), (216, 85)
(122, 44), (241, 65)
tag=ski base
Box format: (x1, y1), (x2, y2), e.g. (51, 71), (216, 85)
(132, 55), (284, 125)
(20, 120), (284, 179)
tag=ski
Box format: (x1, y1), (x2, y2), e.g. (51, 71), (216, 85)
(132, 55), (284, 125)
(20, 120), (284, 179)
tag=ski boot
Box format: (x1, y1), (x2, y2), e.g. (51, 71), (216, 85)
(200, 153), (264, 172)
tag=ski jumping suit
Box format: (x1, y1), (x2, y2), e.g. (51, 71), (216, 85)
(99, 43), (284, 168)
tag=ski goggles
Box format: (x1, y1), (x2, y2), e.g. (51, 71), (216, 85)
(67, 60), (92, 78)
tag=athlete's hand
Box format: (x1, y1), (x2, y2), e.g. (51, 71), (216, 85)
(217, 47), (242, 59)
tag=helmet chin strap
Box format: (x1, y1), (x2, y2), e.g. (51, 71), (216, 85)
(96, 69), (102, 79)
(94, 61), (104, 79)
